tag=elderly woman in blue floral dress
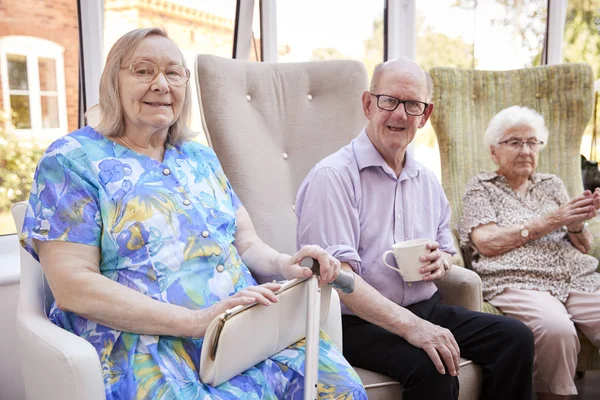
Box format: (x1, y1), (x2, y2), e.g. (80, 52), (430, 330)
(21, 27), (366, 400)
(459, 106), (600, 400)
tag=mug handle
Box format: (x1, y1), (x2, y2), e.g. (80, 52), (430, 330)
(381, 250), (403, 276)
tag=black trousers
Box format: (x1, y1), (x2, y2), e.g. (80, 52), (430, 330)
(342, 292), (534, 400)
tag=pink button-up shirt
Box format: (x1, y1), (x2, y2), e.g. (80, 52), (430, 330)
(296, 129), (455, 313)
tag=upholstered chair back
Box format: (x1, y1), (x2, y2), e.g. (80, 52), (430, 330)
(194, 55), (368, 256)
(429, 64), (597, 258)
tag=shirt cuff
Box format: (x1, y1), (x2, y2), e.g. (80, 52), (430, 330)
(325, 245), (362, 275)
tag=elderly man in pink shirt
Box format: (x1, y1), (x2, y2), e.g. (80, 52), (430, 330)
(296, 59), (534, 400)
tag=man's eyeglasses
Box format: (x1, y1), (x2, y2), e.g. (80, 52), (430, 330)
(370, 93), (429, 116)
(124, 60), (190, 87)
(498, 139), (544, 151)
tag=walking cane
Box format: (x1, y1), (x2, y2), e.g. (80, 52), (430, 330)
(301, 258), (355, 400)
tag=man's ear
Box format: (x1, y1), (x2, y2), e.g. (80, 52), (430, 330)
(362, 91), (372, 119)
(418, 102), (434, 129)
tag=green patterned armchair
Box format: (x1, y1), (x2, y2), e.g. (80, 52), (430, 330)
(429, 63), (600, 373)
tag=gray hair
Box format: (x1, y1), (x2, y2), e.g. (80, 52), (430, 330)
(96, 27), (194, 145)
(370, 61), (434, 102)
(484, 106), (549, 149)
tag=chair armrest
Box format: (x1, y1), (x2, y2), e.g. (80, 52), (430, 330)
(435, 266), (482, 312)
(16, 309), (106, 400)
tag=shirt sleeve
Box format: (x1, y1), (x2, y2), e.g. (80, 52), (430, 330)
(458, 176), (497, 247)
(295, 167), (363, 274)
(436, 187), (456, 255)
(21, 149), (102, 261)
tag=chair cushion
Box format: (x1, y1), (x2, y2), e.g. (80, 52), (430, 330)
(355, 358), (482, 400)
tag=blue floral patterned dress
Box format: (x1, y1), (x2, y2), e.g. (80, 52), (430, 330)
(21, 126), (366, 400)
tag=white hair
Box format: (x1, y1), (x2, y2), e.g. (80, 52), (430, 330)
(484, 106), (549, 149)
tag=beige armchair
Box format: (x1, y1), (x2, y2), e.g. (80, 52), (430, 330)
(429, 63), (600, 374)
(11, 202), (106, 400)
(195, 54), (483, 399)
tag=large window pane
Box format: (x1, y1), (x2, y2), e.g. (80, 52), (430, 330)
(9, 95), (31, 129)
(1, 0), (78, 236)
(564, 0), (600, 160)
(38, 57), (58, 91)
(103, 0), (237, 137)
(41, 96), (60, 129)
(276, 0), (384, 77)
(7, 54), (28, 90)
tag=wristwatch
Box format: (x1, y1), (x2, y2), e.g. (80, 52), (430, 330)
(568, 222), (588, 234)
(519, 225), (530, 238)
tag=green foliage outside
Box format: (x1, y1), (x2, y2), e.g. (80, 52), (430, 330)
(0, 118), (45, 226)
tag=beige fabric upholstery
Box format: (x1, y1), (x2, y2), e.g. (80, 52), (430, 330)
(196, 56), (368, 256)
(11, 202), (105, 400)
(195, 54), (482, 398)
(436, 266), (482, 313)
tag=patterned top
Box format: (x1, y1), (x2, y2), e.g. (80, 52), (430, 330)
(21, 126), (366, 400)
(459, 172), (600, 302)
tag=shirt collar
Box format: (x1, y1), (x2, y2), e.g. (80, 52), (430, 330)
(353, 128), (421, 180)
(479, 171), (554, 185)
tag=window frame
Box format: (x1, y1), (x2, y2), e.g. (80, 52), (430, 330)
(0, 36), (68, 137)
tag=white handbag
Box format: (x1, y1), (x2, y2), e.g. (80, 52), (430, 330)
(200, 277), (332, 387)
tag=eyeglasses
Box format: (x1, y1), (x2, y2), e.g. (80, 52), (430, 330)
(370, 93), (429, 116)
(498, 139), (544, 151)
(124, 60), (190, 87)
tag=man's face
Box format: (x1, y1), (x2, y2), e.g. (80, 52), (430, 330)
(362, 66), (433, 158)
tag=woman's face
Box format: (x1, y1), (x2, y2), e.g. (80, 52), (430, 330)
(491, 125), (541, 179)
(118, 35), (186, 137)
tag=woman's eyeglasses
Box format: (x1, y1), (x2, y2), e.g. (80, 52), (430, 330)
(498, 139), (544, 151)
(125, 60), (190, 87)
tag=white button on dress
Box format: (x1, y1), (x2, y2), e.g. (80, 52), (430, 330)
(163, 168), (171, 176)
(216, 265), (225, 273)
(202, 230), (209, 238)
(183, 199), (191, 206)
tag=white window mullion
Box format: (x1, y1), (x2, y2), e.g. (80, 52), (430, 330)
(233, 0), (255, 60)
(260, 0), (277, 62)
(387, 0), (416, 61)
(546, 0), (567, 65)
(55, 51), (68, 131)
(28, 55), (42, 132)
(0, 50), (9, 132)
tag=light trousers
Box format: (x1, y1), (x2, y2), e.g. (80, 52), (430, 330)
(489, 288), (600, 395)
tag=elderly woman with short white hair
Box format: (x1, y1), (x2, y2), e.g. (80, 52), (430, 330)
(459, 105), (600, 400)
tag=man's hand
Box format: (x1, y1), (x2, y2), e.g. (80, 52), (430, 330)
(403, 317), (461, 376)
(418, 241), (447, 281)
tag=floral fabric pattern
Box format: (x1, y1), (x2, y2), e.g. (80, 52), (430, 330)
(21, 126), (366, 400)
(459, 172), (600, 302)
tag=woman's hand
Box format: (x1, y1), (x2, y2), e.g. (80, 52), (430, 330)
(279, 245), (341, 286)
(189, 282), (282, 338)
(568, 231), (592, 254)
(593, 188), (600, 211)
(550, 191), (596, 230)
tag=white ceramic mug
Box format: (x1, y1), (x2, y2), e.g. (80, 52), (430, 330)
(381, 238), (431, 282)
